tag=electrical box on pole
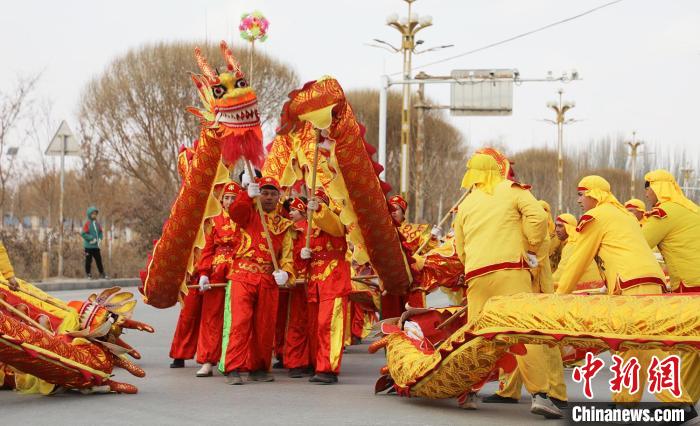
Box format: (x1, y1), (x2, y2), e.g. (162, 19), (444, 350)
(449, 69), (514, 116)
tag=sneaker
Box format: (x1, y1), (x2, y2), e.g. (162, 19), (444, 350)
(309, 372), (337, 384)
(225, 371), (243, 385)
(100, 274), (109, 279)
(196, 363), (213, 377)
(530, 393), (563, 419)
(549, 397), (568, 410)
(481, 393), (519, 404)
(272, 358), (284, 369)
(459, 392), (478, 410)
(169, 359), (185, 368)
(86, 273), (93, 280)
(248, 370), (274, 382)
(288, 368), (307, 378)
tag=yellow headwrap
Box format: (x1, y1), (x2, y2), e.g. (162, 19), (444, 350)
(461, 153), (504, 195)
(555, 213), (577, 241)
(624, 198), (646, 213)
(644, 169), (699, 213)
(539, 200), (555, 235)
(577, 175), (626, 212)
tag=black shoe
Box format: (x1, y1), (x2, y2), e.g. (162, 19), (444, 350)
(169, 359), (185, 368)
(549, 397), (568, 410)
(248, 370), (274, 382)
(272, 358), (284, 369)
(309, 372), (337, 384)
(225, 371), (243, 385)
(100, 274), (109, 279)
(481, 393), (519, 404)
(288, 368), (306, 378)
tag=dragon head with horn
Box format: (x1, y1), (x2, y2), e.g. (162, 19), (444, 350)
(187, 41), (265, 168)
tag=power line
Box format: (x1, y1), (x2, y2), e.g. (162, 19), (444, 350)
(391, 0), (625, 76)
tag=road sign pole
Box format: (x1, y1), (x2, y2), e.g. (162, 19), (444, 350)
(58, 135), (65, 277)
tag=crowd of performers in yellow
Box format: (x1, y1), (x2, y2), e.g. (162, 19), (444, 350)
(1, 144), (699, 422)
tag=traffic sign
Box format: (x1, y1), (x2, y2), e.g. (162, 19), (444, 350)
(45, 120), (81, 156)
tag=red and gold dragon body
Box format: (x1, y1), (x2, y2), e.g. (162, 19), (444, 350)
(0, 281), (152, 394)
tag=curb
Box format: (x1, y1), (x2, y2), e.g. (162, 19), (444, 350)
(32, 278), (140, 292)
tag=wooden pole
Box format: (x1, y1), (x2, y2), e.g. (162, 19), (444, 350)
(10, 286), (71, 312)
(244, 160), (279, 271)
(416, 190), (469, 255)
(435, 304), (468, 330)
(0, 297), (54, 335)
(305, 131), (321, 250)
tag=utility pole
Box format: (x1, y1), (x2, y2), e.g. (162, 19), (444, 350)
(625, 131), (644, 197)
(384, 0), (434, 203)
(545, 89), (575, 214)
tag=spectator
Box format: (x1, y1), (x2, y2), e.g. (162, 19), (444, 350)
(81, 206), (106, 279)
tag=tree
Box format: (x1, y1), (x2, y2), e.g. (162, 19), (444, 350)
(346, 89), (468, 224)
(79, 41), (299, 241)
(0, 75), (40, 223)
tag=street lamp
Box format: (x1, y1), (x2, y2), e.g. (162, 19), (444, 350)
(625, 131), (644, 197)
(384, 0), (433, 200)
(545, 89), (575, 214)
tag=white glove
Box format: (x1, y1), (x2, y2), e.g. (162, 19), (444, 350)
(198, 275), (211, 292)
(241, 170), (252, 188)
(307, 198), (319, 212)
(300, 247), (312, 260)
(526, 252), (539, 268)
(247, 182), (260, 198)
(430, 226), (442, 238)
(89, 239), (98, 244)
(273, 270), (289, 286)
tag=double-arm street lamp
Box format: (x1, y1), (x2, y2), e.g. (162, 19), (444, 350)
(545, 89), (576, 214)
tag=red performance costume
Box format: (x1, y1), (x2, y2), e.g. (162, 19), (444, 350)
(220, 177), (295, 380)
(283, 197), (313, 375)
(382, 195), (438, 318)
(303, 191), (352, 383)
(169, 182), (241, 371)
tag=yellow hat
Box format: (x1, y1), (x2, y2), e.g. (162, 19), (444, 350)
(461, 153), (504, 195)
(577, 175), (626, 212)
(624, 198), (646, 213)
(644, 169), (699, 213)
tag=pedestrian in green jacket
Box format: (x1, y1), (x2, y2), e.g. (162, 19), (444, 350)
(81, 206), (106, 279)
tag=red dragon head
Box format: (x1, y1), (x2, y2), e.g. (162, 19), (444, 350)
(187, 41), (265, 168)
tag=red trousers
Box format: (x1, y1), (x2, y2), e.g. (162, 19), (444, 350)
(380, 290), (426, 319)
(195, 286), (225, 364)
(221, 276), (279, 373)
(169, 287), (202, 360)
(283, 285), (310, 369)
(274, 289), (290, 361)
(350, 302), (365, 339)
(168, 283), (226, 364)
(308, 296), (348, 374)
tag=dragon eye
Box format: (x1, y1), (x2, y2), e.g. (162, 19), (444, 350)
(212, 85), (226, 98)
(235, 79), (248, 88)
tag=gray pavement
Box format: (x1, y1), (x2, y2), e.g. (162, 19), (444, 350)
(0, 289), (675, 425)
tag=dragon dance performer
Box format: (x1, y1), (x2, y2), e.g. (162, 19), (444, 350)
(299, 190), (352, 384)
(625, 198), (647, 224)
(169, 181), (242, 375)
(557, 175), (694, 405)
(0, 241), (19, 292)
(220, 176), (295, 385)
(551, 213), (605, 293)
(643, 169), (700, 410)
(348, 261), (380, 345)
(283, 197), (313, 378)
(453, 152), (563, 418)
(482, 201), (567, 408)
(382, 195), (440, 317)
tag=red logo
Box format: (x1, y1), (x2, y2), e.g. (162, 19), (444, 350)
(609, 355), (641, 395)
(647, 355), (682, 398)
(572, 352), (605, 399)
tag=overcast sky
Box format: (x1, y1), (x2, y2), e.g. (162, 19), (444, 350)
(2, 0), (699, 168)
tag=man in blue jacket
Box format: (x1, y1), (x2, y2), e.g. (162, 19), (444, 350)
(81, 206), (106, 279)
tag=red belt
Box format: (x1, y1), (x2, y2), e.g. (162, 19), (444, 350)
(464, 258), (528, 282)
(618, 276), (667, 292)
(677, 281), (700, 294)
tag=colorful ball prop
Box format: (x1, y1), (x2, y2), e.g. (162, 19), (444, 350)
(239, 11), (269, 43)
